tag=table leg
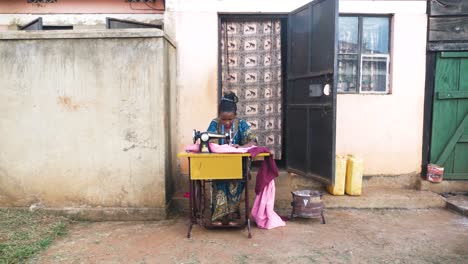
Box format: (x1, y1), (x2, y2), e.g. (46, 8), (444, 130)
(188, 177), (194, 238)
(244, 157), (252, 238)
(200, 180), (205, 226)
(245, 179), (249, 225)
(187, 221), (193, 238)
(194, 180), (200, 219)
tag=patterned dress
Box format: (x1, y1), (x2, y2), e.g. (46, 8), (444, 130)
(207, 118), (256, 221)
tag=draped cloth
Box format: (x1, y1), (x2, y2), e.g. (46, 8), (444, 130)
(251, 181), (285, 229)
(248, 147), (285, 229)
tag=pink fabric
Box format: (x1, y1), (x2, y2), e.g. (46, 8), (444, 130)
(251, 180), (286, 229)
(185, 143), (249, 153)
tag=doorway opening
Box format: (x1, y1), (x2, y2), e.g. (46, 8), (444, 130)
(218, 14), (288, 167)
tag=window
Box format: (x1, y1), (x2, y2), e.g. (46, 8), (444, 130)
(106, 18), (163, 30)
(337, 15), (391, 94)
(19, 17), (73, 31)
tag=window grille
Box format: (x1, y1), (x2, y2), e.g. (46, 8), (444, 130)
(127, 0), (156, 3)
(338, 15), (391, 94)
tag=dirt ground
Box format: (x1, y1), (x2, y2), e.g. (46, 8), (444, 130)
(29, 209), (467, 264)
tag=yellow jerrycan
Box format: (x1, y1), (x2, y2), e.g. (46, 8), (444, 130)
(327, 155), (347, 195)
(345, 155), (364, 196)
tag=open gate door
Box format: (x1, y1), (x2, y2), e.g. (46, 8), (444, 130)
(286, 0), (338, 183)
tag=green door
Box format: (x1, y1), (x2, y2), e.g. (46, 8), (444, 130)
(430, 52), (468, 180)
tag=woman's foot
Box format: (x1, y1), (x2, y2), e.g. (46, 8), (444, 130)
(212, 220), (222, 226)
(229, 212), (241, 219)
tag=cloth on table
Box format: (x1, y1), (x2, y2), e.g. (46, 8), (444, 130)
(184, 143), (251, 153)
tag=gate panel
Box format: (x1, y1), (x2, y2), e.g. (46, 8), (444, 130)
(430, 52), (468, 179)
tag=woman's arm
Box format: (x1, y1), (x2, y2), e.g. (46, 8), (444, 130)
(207, 119), (218, 133)
(237, 119), (257, 148)
(239, 141), (257, 148)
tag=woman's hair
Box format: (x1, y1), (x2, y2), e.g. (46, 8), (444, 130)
(219, 91), (239, 115)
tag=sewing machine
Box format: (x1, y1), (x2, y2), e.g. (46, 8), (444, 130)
(192, 129), (232, 153)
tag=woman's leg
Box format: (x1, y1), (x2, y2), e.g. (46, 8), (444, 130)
(227, 181), (245, 223)
(212, 181), (229, 222)
(211, 180), (245, 224)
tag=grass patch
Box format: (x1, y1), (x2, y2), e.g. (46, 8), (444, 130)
(0, 209), (71, 264)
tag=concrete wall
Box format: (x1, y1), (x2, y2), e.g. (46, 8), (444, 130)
(0, 29), (176, 219)
(166, 0), (427, 178)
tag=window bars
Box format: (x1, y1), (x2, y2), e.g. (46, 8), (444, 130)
(127, 0), (156, 2)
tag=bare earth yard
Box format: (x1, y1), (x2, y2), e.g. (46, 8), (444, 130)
(28, 209), (467, 264)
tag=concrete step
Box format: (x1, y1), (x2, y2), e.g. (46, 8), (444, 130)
(443, 192), (468, 216)
(321, 187), (445, 209)
(418, 179), (468, 193)
(275, 187), (445, 210)
(171, 186), (446, 213)
(171, 170), (436, 212)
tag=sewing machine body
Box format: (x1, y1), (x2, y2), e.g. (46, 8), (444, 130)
(192, 129), (231, 153)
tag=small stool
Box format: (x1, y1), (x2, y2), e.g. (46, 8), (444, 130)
(290, 190), (325, 224)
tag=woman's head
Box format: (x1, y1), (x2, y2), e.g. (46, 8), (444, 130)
(218, 92), (238, 129)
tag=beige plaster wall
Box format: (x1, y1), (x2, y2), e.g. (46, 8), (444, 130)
(168, 0), (427, 176)
(337, 3), (427, 175)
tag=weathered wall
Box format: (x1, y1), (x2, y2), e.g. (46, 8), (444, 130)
(0, 30), (175, 219)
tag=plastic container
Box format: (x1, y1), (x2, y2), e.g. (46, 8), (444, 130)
(345, 155), (363, 196)
(427, 164), (444, 183)
(327, 155), (347, 195)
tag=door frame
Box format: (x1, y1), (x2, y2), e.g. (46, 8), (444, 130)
(421, 51), (436, 178)
(423, 51), (468, 180)
(423, 0), (468, 179)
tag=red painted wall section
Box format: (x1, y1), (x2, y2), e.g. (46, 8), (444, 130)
(0, 0), (164, 14)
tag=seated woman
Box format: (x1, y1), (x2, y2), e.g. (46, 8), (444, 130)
(207, 92), (257, 225)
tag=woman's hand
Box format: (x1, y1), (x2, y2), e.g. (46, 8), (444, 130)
(238, 141), (257, 148)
